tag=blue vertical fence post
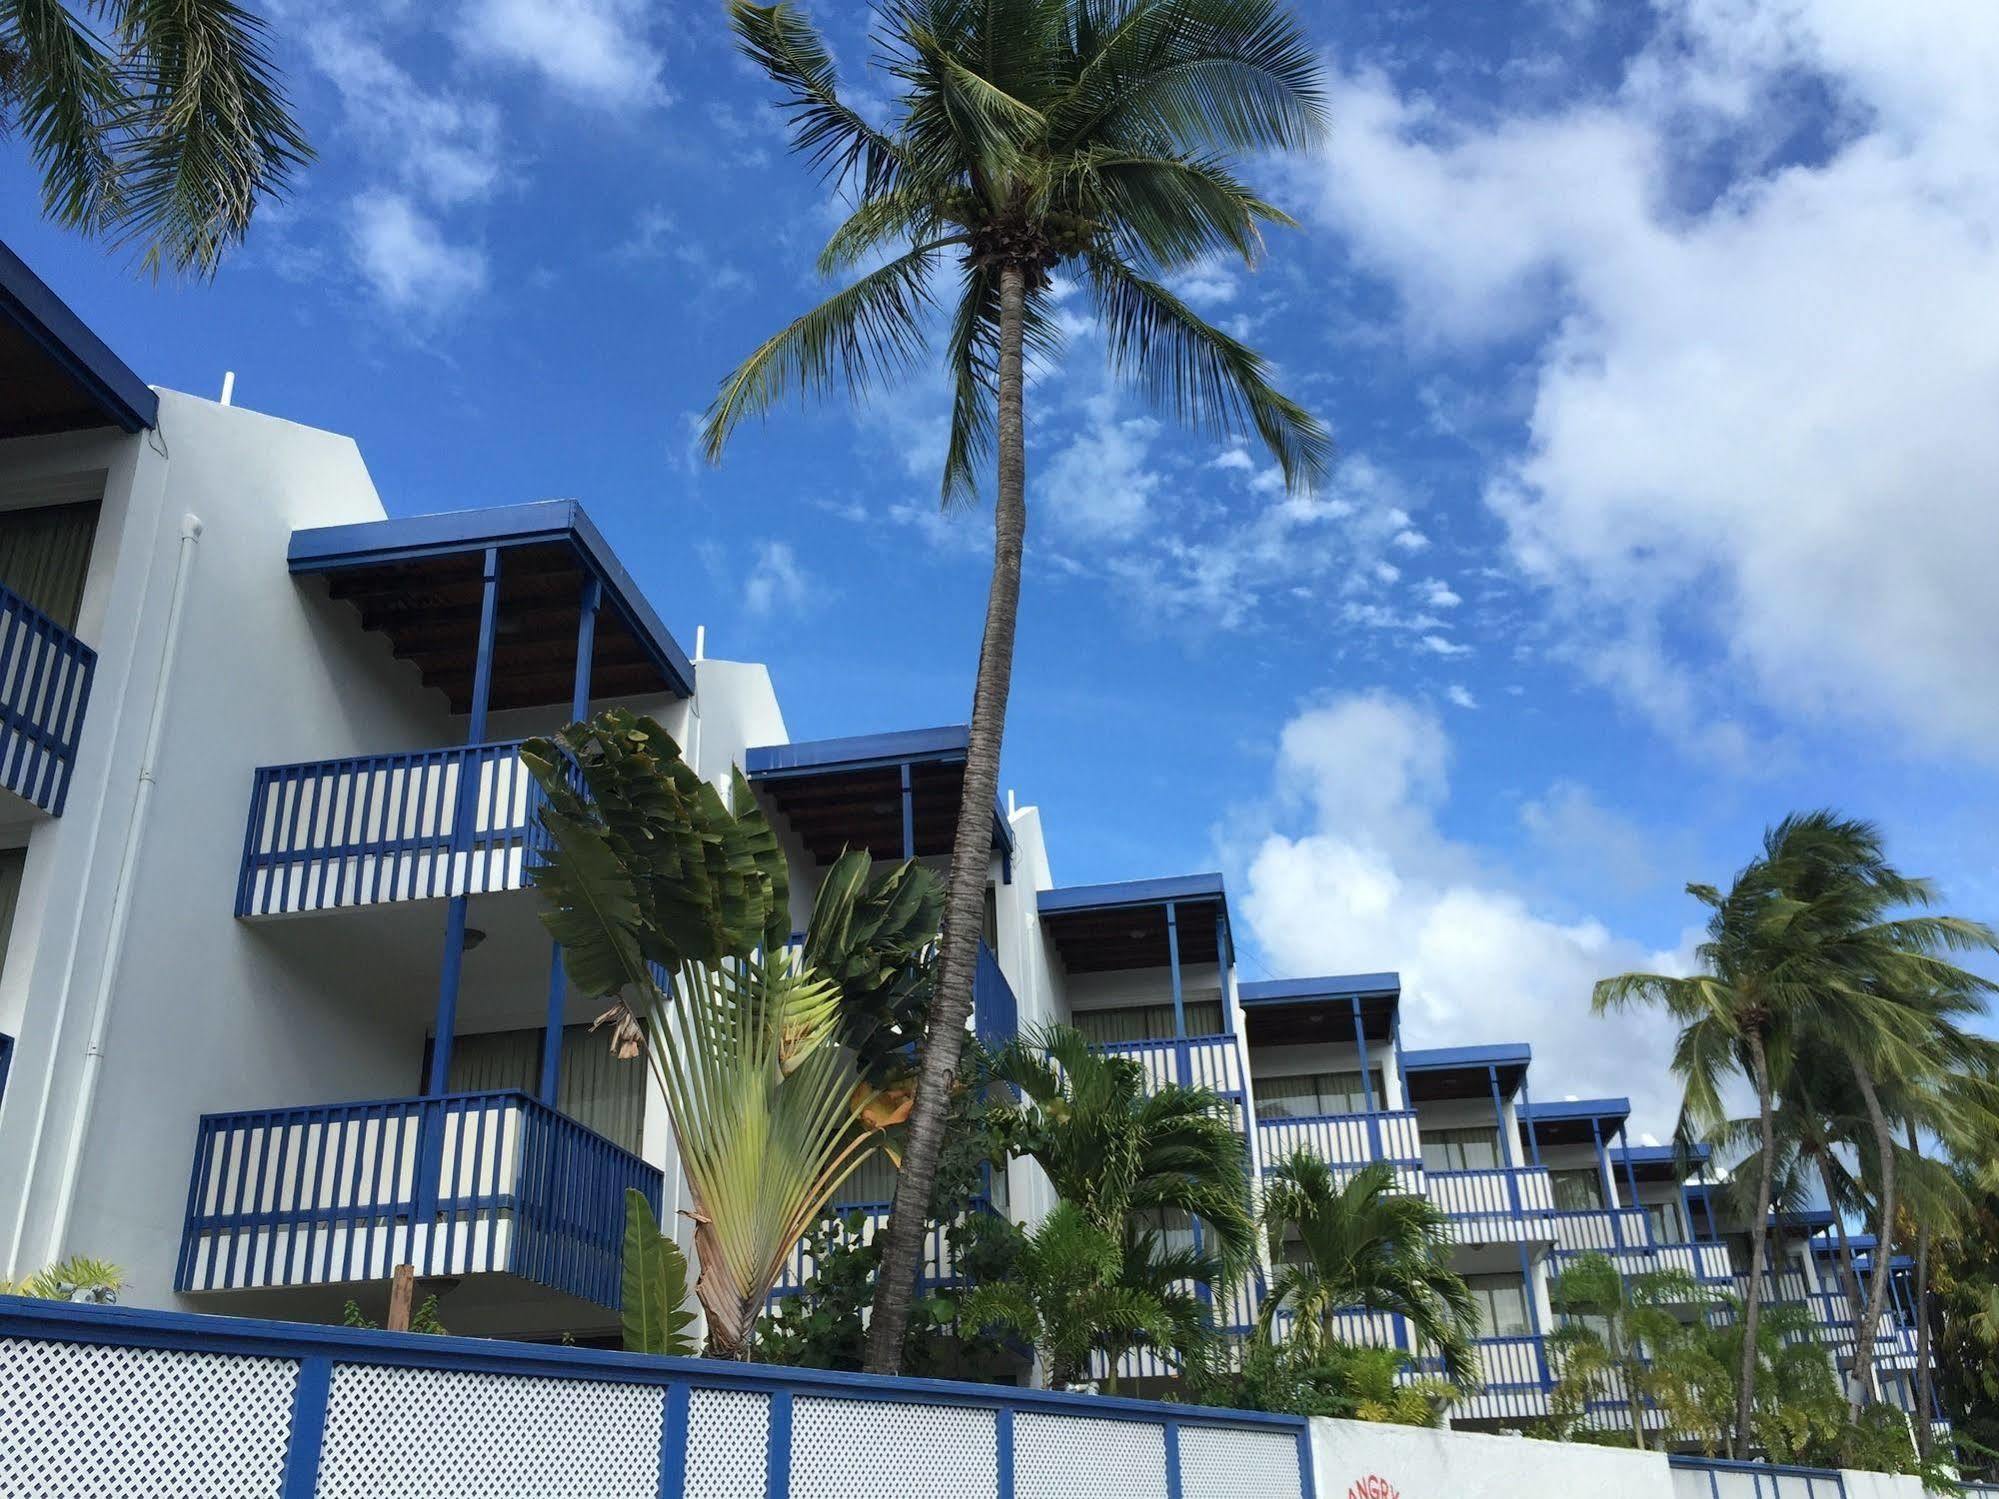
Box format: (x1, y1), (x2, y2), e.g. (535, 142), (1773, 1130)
(658, 1381), (690, 1499)
(1350, 996), (1383, 1161)
(279, 1354), (332, 1499)
(1163, 1420), (1184, 1499)
(1165, 899), (1185, 1041)
(540, 573), (599, 1107)
(995, 1406), (1015, 1499)
(766, 1388), (794, 1499)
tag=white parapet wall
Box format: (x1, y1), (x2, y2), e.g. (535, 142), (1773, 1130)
(1310, 1417), (1677, 1499)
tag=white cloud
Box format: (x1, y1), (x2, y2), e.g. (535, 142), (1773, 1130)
(744, 541), (814, 615)
(457, 0), (666, 109)
(1300, 0), (1999, 757)
(1520, 780), (1666, 895)
(1420, 634), (1471, 657)
(304, 22), (503, 206)
(1038, 393), (1163, 540)
(1237, 694), (1690, 1130)
(1417, 579), (1462, 609)
(1446, 684), (1478, 709)
(346, 193), (488, 312)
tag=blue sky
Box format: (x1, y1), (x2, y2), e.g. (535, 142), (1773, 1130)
(5, 0), (1995, 1127)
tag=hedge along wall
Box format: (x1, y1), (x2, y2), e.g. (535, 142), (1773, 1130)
(0, 1297), (1308, 1499)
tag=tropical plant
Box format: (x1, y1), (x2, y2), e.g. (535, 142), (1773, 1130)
(523, 710), (930, 1357)
(1257, 1154), (1478, 1387)
(4, 1254), (121, 1302)
(1546, 1253), (1722, 1451)
(802, 848), (945, 1084)
(1090, 1220), (1222, 1393)
(1933, 1161), (1999, 1480)
(0, 0), (311, 275)
(342, 1295), (446, 1335)
(986, 1024), (1255, 1275)
(1189, 1330), (1455, 1425)
(621, 1188), (698, 1356)
(702, 0), (1332, 1373)
(959, 1202), (1182, 1390)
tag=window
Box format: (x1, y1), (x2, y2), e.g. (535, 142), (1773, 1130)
(1257, 1069), (1382, 1119)
(1131, 1205), (1198, 1255)
(1465, 1274), (1531, 1337)
(1070, 995), (1224, 1044)
(1645, 1199), (1687, 1244)
(444, 1024), (647, 1154)
(1550, 1168), (1607, 1212)
(0, 500), (99, 630)
(1422, 1126), (1501, 1173)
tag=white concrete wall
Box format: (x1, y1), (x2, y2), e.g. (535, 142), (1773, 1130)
(991, 804), (1063, 1230)
(1310, 1416), (1676, 1499)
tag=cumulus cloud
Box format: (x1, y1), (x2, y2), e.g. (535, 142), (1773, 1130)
(304, 22), (503, 207)
(1236, 693), (1692, 1130)
(1446, 684), (1478, 710)
(1038, 394), (1163, 540)
(346, 193), (488, 312)
(457, 0), (666, 109)
(1298, 0), (1999, 758)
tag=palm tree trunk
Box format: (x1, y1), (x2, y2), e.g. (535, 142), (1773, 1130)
(1906, 1120), (1934, 1461)
(1735, 1029), (1778, 1459)
(864, 264), (1030, 1374)
(1848, 1059), (1897, 1418)
(1817, 1152), (1867, 1322)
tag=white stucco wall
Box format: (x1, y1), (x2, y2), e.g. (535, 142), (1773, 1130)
(1310, 1416), (1676, 1499)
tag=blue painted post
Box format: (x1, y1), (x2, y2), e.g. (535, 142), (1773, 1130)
(1295, 1426), (1317, 1499)
(1588, 1117), (1623, 1248)
(1164, 900), (1185, 1042)
(1350, 997), (1383, 1162)
(1216, 909), (1236, 1035)
(996, 1406), (1015, 1499)
(279, 1354), (332, 1498)
(1620, 1124), (1653, 1246)
(1164, 1421), (1184, 1499)
(426, 546), (501, 1099)
(1517, 1241), (1550, 1390)
(1518, 1079), (1543, 1168)
(766, 1388), (794, 1499)
(899, 762), (914, 860)
(658, 1382), (689, 1499)
(1489, 1066), (1522, 1216)
(539, 574), (600, 1107)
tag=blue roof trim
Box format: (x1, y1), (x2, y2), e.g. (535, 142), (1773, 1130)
(1239, 973), (1399, 1006)
(1612, 1142), (1712, 1166)
(1523, 1096), (1631, 1123)
(746, 725), (969, 777)
(0, 239), (156, 433)
(1401, 1042), (1532, 1071)
(288, 500), (694, 697)
(1038, 872), (1227, 914)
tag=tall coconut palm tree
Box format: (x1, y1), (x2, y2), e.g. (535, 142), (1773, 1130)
(1258, 1153), (1478, 1386)
(701, 0), (1330, 1372)
(985, 1024), (1257, 1272)
(2, 0), (311, 275)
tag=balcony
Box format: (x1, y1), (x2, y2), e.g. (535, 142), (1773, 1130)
(0, 582), (95, 817)
(1256, 1110), (1422, 1187)
(235, 740), (565, 917)
(1099, 1034), (1244, 1097)
(1428, 1167), (1556, 1240)
(772, 1199), (986, 1295)
(1550, 1212), (1734, 1282)
(1414, 1335), (1551, 1421)
(974, 941), (1018, 1046)
(175, 1090), (659, 1311)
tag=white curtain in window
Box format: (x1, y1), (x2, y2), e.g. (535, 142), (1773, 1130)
(0, 501), (99, 629)
(447, 1024), (647, 1154)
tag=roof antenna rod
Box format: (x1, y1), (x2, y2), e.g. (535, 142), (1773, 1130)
(219, 371), (235, 406)
(694, 624), (706, 663)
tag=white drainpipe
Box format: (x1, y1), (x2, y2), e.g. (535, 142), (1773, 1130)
(40, 512), (203, 1265)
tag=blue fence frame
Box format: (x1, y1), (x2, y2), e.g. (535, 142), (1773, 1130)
(0, 1297), (1315, 1498)
(1668, 1455), (1846, 1497)
(175, 1089), (661, 1309)
(0, 581), (95, 816)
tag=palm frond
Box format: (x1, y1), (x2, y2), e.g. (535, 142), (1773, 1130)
(729, 0), (906, 194)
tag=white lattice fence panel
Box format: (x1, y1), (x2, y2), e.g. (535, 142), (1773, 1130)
(684, 1388), (771, 1499)
(314, 1364), (660, 1498)
(0, 1336), (296, 1498)
(789, 1396), (997, 1499)
(1179, 1426), (1302, 1499)
(1016, 1412), (1168, 1499)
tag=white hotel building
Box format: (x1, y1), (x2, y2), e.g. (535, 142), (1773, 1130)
(0, 243), (1932, 1431)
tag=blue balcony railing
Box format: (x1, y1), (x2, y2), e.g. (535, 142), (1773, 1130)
(773, 1196), (992, 1295)
(235, 740), (573, 916)
(1256, 1109), (1422, 1173)
(1099, 1034), (1244, 1097)
(1428, 1166), (1556, 1236)
(0, 582), (95, 816)
(974, 940), (1017, 1046)
(176, 1089), (661, 1310)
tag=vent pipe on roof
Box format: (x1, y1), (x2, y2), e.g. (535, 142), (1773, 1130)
(219, 371), (234, 406)
(694, 624), (706, 663)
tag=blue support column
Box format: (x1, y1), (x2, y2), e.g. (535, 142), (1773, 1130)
(1590, 1117), (1624, 1248)
(426, 546), (500, 1098)
(1165, 900), (1185, 1039)
(899, 762), (914, 860)
(1519, 1079), (1543, 1168)
(1216, 909), (1236, 1034)
(1489, 1066), (1522, 1216)
(1351, 997), (1383, 1161)
(1620, 1123), (1653, 1246)
(539, 574), (599, 1107)
(1518, 1240), (1551, 1389)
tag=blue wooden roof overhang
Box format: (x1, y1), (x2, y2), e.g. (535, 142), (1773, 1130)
(0, 239), (157, 438)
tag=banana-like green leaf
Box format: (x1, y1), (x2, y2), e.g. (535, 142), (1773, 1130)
(621, 1188), (698, 1355)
